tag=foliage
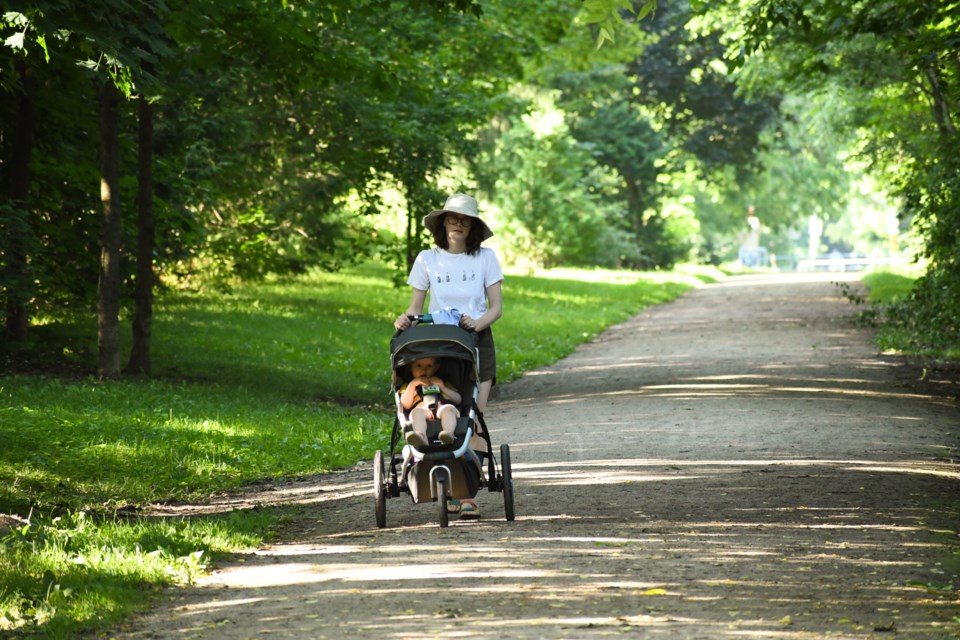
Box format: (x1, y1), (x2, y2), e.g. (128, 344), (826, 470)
(719, 0), (959, 352)
(845, 268), (959, 359)
(550, 66), (681, 268)
(4, 0), (953, 372)
(0, 0), (548, 340)
(472, 101), (637, 269)
(576, 0), (658, 48)
(554, 0), (785, 268)
(882, 265), (960, 357)
(628, 0), (782, 183)
(0, 261), (717, 636)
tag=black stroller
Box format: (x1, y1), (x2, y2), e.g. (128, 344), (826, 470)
(374, 317), (515, 528)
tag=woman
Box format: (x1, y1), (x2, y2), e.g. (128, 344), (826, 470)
(394, 193), (503, 520)
(394, 193), (503, 413)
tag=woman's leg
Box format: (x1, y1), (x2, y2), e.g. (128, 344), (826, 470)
(477, 379), (493, 413)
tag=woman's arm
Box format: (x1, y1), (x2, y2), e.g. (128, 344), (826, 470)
(462, 281), (502, 333)
(394, 288), (428, 331)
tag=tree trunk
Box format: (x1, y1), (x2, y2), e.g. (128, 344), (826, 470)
(922, 61), (957, 140)
(128, 97), (155, 375)
(98, 80), (123, 379)
(2, 60), (36, 342)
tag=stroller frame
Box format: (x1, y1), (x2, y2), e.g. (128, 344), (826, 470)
(374, 320), (515, 528)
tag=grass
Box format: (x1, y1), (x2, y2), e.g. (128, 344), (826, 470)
(861, 268), (916, 305)
(848, 267), (959, 360)
(0, 260), (721, 637)
(859, 268), (941, 357)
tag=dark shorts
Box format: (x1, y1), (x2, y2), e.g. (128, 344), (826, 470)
(477, 328), (496, 384)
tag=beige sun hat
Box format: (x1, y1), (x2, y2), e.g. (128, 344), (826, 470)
(423, 193), (493, 241)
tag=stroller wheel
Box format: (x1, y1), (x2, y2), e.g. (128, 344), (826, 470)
(500, 443), (515, 522)
(436, 470), (449, 528)
(374, 450), (386, 528)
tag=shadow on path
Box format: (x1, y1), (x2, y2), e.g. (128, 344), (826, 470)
(118, 273), (959, 639)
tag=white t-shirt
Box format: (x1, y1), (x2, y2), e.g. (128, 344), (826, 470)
(407, 247), (504, 319)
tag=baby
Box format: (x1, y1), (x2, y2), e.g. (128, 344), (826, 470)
(399, 356), (462, 448)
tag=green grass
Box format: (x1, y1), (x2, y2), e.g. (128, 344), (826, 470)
(855, 267), (959, 359)
(0, 261), (719, 638)
(861, 268), (916, 305)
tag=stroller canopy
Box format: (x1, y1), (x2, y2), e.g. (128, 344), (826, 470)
(390, 324), (479, 378)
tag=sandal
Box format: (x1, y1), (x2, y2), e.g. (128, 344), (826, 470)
(458, 499), (480, 520)
(446, 499), (462, 514)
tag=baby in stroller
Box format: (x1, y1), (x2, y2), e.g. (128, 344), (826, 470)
(376, 321), (514, 527)
(399, 356), (462, 448)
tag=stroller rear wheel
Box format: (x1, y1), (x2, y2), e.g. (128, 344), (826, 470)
(374, 450), (386, 528)
(500, 443), (515, 521)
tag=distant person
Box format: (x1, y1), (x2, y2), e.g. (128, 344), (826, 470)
(747, 205), (761, 248)
(399, 356), (461, 448)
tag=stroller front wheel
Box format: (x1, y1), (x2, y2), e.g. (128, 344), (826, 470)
(436, 470), (450, 528)
(501, 443), (515, 522)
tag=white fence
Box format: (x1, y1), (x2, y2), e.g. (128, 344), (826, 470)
(796, 256), (905, 273)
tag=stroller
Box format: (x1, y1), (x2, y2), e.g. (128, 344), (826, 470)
(374, 316), (515, 528)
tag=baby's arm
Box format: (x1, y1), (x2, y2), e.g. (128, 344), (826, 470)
(434, 377), (462, 405)
(400, 380), (423, 410)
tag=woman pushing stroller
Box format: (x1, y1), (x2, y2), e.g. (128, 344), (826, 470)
(394, 193), (504, 519)
(394, 193), (503, 411)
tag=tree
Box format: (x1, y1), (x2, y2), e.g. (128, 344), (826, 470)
(726, 0), (959, 348)
(2, 2), (170, 379)
(97, 79), (122, 378)
(0, 57), (35, 341)
(627, 0), (781, 183)
(2, 0), (517, 373)
(128, 90), (155, 375)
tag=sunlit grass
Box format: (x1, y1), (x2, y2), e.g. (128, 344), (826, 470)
(0, 260), (710, 637)
(862, 268), (915, 305)
(0, 377), (387, 514)
(0, 510), (273, 638)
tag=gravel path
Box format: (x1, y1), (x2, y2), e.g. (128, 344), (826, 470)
(117, 272), (959, 639)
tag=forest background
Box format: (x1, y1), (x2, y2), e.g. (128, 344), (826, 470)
(1, 1), (959, 636)
(3, 0), (958, 377)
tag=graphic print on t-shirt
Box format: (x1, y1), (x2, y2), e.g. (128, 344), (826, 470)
(437, 269), (477, 284)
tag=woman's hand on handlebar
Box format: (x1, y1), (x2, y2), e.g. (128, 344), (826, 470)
(459, 314), (482, 332)
(394, 314), (412, 331)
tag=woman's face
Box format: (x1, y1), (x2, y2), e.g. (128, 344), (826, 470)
(443, 213), (472, 240)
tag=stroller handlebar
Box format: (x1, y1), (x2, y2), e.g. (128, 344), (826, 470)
(399, 314), (475, 333)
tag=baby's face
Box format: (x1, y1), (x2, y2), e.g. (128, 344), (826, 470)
(410, 358), (438, 379)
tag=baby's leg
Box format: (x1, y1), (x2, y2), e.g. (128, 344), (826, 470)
(405, 407), (429, 447)
(437, 405), (459, 444)
(437, 405), (458, 432)
(409, 407), (429, 435)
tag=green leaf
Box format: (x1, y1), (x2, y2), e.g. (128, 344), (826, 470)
(37, 34), (49, 62)
(4, 31), (25, 50)
(3, 11), (28, 27)
(637, 1), (656, 20)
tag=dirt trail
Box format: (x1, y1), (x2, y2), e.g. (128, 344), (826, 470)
(117, 272), (959, 639)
